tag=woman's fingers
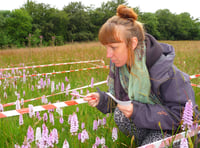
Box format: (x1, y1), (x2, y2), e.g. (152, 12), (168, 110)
(117, 103), (133, 118)
(84, 93), (100, 107)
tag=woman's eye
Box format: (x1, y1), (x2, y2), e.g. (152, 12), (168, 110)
(112, 47), (117, 50)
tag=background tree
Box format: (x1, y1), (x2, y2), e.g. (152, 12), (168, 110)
(63, 2), (94, 41)
(0, 0), (199, 49)
(155, 9), (177, 40)
(23, 1), (57, 43)
(6, 9), (32, 47)
(0, 10), (11, 48)
(140, 12), (160, 39)
(89, 0), (128, 38)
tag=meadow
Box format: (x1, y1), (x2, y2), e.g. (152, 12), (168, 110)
(0, 41), (199, 148)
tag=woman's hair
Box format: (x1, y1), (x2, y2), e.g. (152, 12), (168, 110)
(98, 5), (145, 67)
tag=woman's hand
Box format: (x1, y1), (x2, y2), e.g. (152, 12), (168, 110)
(117, 103), (133, 118)
(83, 93), (100, 107)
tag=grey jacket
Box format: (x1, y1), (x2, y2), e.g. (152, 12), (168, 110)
(96, 34), (198, 130)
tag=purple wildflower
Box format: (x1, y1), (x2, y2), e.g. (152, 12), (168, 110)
(180, 138), (188, 148)
(47, 78), (51, 87)
(41, 123), (49, 146)
(98, 119), (102, 126)
(63, 139), (69, 148)
(17, 93), (20, 100)
(182, 100), (193, 130)
(42, 123), (48, 137)
(56, 84), (59, 91)
(14, 144), (20, 148)
(23, 90), (25, 97)
(61, 82), (65, 92)
(191, 122), (198, 131)
(35, 127), (41, 145)
(66, 85), (69, 96)
(36, 111), (41, 120)
(49, 112), (55, 125)
(81, 122), (85, 129)
(112, 127), (118, 141)
(27, 125), (34, 143)
(95, 136), (101, 146)
(65, 76), (69, 82)
(11, 68), (15, 74)
(48, 128), (58, 146)
(70, 112), (79, 135)
(31, 85), (34, 91)
(43, 80), (46, 88)
(81, 129), (89, 143)
(41, 95), (48, 104)
(78, 133), (81, 141)
(51, 81), (55, 93)
(23, 73), (26, 83)
(0, 104), (4, 112)
(102, 117), (106, 126)
(40, 78), (44, 89)
(106, 113), (110, 117)
(76, 107), (79, 112)
(80, 89), (83, 94)
(21, 98), (24, 107)
(101, 137), (106, 146)
(16, 99), (21, 110)
(4, 92), (7, 99)
(91, 77), (94, 88)
(19, 114), (24, 125)
(68, 115), (72, 124)
(92, 144), (97, 148)
(21, 136), (31, 148)
(60, 116), (64, 124)
(43, 113), (48, 122)
(93, 120), (98, 131)
(28, 104), (34, 118)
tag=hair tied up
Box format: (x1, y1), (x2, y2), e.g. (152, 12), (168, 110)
(117, 5), (138, 21)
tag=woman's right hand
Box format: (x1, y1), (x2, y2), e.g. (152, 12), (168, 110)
(83, 93), (100, 107)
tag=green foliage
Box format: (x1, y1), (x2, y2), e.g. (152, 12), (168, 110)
(6, 9), (32, 47)
(0, 0), (200, 49)
(0, 11), (12, 48)
(63, 2), (95, 41)
(140, 12), (160, 39)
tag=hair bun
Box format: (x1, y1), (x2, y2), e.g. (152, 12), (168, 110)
(117, 5), (137, 21)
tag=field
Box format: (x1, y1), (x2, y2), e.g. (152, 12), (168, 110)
(0, 41), (199, 147)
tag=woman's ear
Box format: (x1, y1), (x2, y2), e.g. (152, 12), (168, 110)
(131, 37), (138, 51)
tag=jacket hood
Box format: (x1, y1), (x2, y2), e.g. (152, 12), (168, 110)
(145, 33), (175, 75)
(145, 33), (163, 70)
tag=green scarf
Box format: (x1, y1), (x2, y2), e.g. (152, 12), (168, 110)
(108, 43), (155, 104)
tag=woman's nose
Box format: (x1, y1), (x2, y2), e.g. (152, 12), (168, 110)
(106, 48), (113, 58)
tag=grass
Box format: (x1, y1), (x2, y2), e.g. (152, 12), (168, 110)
(0, 41), (199, 148)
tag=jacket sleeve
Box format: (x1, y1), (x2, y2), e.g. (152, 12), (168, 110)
(130, 65), (196, 130)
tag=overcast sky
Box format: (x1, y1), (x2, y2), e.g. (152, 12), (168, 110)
(0, 0), (199, 19)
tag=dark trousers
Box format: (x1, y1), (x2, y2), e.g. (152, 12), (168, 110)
(114, 107), (172, 146)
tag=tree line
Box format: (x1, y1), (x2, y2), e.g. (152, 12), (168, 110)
(0, 0), (199, 49)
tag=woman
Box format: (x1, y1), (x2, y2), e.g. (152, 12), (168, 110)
(84, 5), (198, 146)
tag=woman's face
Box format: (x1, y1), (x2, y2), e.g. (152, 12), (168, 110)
(105, 41), (128, 67)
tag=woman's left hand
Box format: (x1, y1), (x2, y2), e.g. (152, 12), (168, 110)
(117, 103), (133, 118)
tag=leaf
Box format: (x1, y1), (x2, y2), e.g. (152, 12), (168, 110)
(131, 135), (135, 147)
(188, 136), (194, 148)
